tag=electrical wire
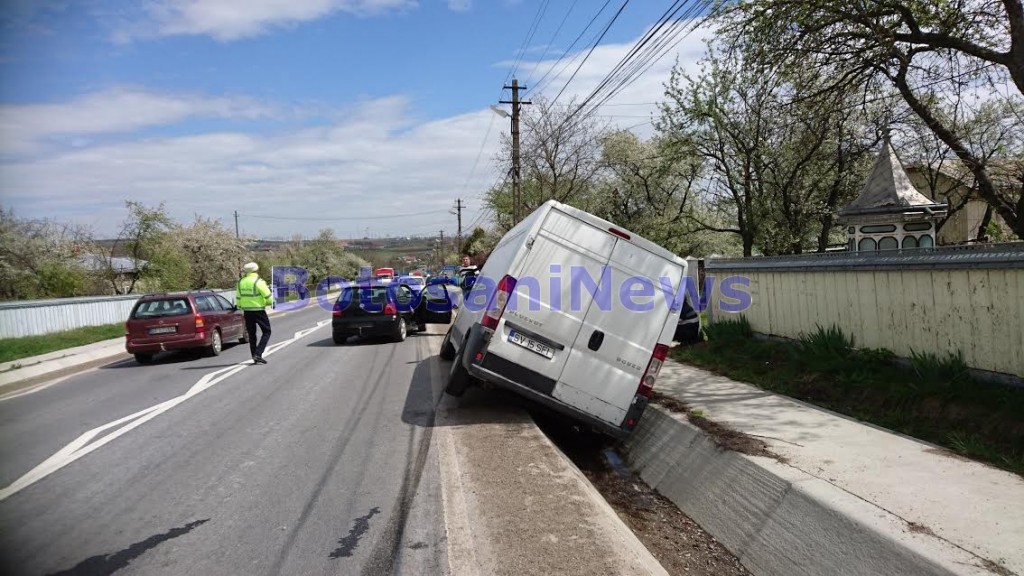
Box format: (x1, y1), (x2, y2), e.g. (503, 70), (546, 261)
(240, 209), (451, 222)
(551, 0), (632, 107)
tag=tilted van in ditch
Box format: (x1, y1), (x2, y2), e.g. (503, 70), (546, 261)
(440, 200), (688, 437)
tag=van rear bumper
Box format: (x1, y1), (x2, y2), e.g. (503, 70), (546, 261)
(462, 327), (631, 439)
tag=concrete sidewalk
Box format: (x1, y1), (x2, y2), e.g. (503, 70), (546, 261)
(623, 359), (1024, 576)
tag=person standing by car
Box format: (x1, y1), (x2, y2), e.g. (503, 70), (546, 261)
(236, 262), (273, 364)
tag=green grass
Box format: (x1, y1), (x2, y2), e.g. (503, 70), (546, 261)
(675, 320), (1024, 476)
(0, 323), (125, 366)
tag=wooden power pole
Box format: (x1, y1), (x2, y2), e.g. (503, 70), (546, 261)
(500, 79), (530, 224)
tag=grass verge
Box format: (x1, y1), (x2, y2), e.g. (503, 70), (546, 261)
(0, 323), (124, 366)
(674, 319), (1024, 476)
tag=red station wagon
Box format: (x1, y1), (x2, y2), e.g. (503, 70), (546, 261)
(125, 291), (247, 364)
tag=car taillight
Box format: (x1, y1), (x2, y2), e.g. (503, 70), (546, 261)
(124, 321), (130, 336)
(637, 344), (669, 398)
(384, 302), (397, 315)
(482, 275), (517, 330)
(195, 313), (205, 332)
(332, 302), (343, 317)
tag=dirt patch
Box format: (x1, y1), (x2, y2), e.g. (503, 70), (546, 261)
(905, 521), (936, 537)
(650, 391), (782, 461)
(532, 411), (752, 576)
(583, 454), (751, 575)
(980, 558), (1016, 576)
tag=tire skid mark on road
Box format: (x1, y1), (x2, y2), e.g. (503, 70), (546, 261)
(362, 338), (435, 575)
(268, 340), (399, 574)
(0, 320), (332, 503)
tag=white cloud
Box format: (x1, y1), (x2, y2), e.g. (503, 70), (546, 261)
(115, 0), (418, 42)
(447, 0), (471, 12)
(0, 24), (714, 239)
(0, 87), (277, 156)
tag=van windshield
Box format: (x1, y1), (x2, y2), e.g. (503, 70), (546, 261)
(133, 298), (192, 318)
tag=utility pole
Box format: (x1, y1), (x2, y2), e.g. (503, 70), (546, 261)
(234, 210), (239, 239)
(500, 78), (530, 224)
(439, 229), (445, 266)
(452, 198), (463, 255)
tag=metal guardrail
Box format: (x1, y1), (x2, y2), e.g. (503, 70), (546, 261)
(0, 290), (236, 339)
(705, 242), (1024, 272)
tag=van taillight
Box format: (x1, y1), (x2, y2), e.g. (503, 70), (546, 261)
(384, 302), (397, 316)
(482, 275), (517, 330)
(195, 313), (205, 332)
(637, 344), (669, 397)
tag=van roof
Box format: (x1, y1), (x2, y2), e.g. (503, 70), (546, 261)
(540, 200), (687, 266)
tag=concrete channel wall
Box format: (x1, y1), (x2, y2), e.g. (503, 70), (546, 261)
(622, 407), (988, 576)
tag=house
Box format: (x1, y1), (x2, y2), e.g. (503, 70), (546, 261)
(77, 254), (148, 294)
(838, 138), (947, 252)
(905, 160), (1019, 244)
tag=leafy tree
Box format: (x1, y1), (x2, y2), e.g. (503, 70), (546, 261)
(106, 201), (171, 294)
(486, 97), (607, 229)
(592, 131), (711, 256)
(174, 216), (251, 289)
(723, 0), (1024, 239)
(658, 42), (880, 255)
(0, 208), (100, 299)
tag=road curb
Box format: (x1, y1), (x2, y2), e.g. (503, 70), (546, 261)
(622, 406), (995, 576)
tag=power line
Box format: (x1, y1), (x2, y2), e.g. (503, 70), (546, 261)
(531, 0), (614, 96)
(528, 0), (585, 90)
(551, 1), (632, 106)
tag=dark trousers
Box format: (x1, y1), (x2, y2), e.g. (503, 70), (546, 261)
(244, 310), (272, 358)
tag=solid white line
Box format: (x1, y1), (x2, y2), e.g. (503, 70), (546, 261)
(0, 320), (330, 502)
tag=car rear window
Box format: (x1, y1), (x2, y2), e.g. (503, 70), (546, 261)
(133, 298), (193, 318)
(338, 286), (388, 308)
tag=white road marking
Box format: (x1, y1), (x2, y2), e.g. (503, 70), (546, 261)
(0, 319), (331, 502)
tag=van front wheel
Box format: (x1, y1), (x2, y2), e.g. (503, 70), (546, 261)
(445, 346), (471, 397)
(439, 328), (456, 361)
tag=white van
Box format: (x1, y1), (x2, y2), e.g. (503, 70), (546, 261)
(439, 200), (687, 438)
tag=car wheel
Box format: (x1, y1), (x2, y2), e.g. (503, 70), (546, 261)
(333, 333), (348, 345)
(134, 353), (154, 364)
(239, 328), (249, 344)
(445, 341), (471, 397)
(439, 327), (456, 361)
(394, 318), (407, 342)
(207, 329), (223, 356)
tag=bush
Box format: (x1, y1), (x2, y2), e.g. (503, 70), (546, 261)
(800, 324), (854, 359)
(910, 349), (971, 387)
(704, 316), (752, 342)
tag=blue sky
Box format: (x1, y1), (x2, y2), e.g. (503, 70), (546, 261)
(0, 1), (710, 239)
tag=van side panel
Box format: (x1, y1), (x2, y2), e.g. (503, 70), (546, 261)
(483, 209), (616, 381)
(554, 240), (685, 424)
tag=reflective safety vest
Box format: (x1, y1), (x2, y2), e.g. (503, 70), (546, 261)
(236, 273), (272, 310)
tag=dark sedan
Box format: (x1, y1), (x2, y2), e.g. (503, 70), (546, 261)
(331, 282), (453, 344)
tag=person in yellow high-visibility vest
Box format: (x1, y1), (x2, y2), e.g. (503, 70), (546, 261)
(236, 262), (273, 364)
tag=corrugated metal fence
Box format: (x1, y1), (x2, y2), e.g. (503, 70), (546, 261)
(705, 243), (1024, 378)
(0, 291), (236, 339)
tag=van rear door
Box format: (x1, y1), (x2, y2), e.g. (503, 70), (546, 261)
(553, 240), (684, 426)
(483, 208), (615, 394)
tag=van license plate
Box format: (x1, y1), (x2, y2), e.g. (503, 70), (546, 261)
(508, 330), (554, 359)
(149, 326), (176, 335)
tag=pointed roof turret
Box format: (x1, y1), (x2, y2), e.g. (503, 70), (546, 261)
(839, 137), (947, 219)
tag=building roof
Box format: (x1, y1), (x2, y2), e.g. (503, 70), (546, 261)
(77, 254), (148, 273)
(839, 138), (947, 218)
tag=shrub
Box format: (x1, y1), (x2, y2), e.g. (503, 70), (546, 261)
(704, 316), (752, 342)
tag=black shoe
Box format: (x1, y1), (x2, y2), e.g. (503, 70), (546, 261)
(255, 356), (268, 364)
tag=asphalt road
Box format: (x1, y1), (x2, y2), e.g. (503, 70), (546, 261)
(0, 303), (451, 575)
